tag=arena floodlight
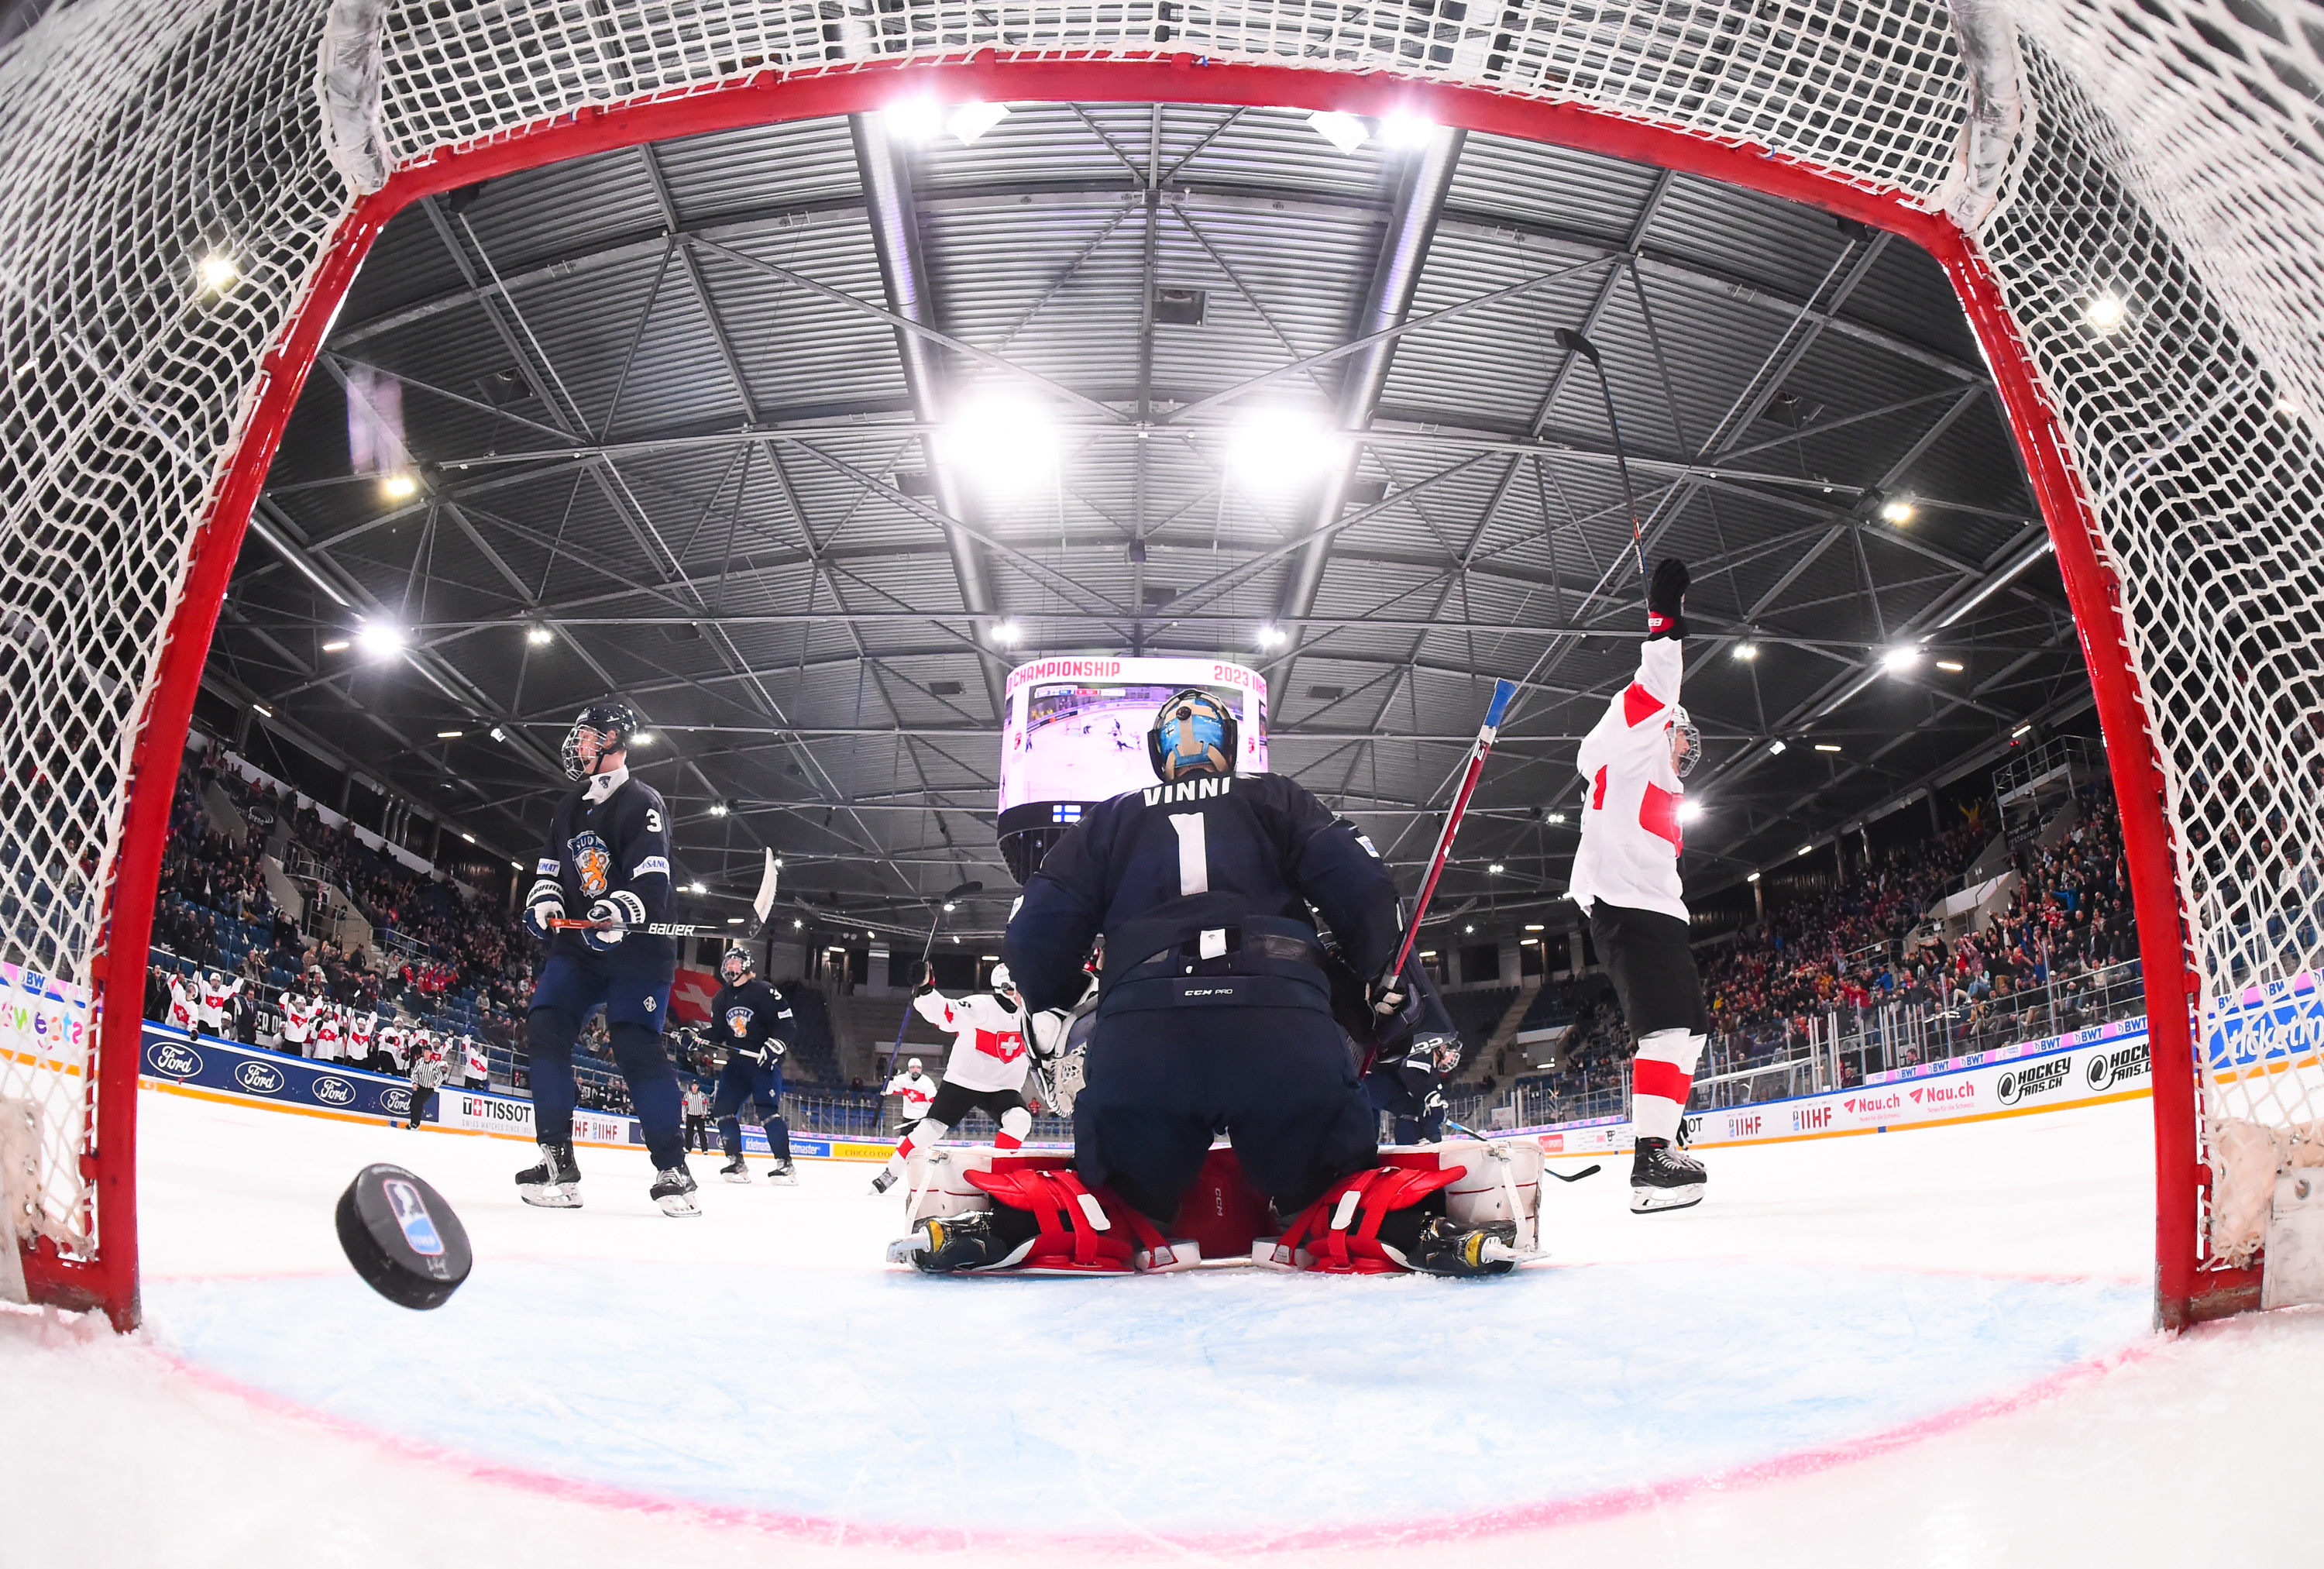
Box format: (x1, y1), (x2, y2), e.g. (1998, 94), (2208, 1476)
(460, 832), (475, 844)
(2084, 290), (2128, 334)
(1257, 625), (1287, 649)
(380, 470), (418, 502)
(1487, 862), (1505, 874)
(1678, 801), (1703, 824)
(253, 702), (273, 717)
(947, 102), (1010, 143)
(1936, 659), (1965, 673)
(632, 731), (653, 746)
(526, 624), (554, 645)
(686, 881), (706, 894)
(1545, 811), (1566, 825)
(435, 728), (461, 738)
(195, 251), (239, 292)
(1525, 924), (1545, 931)
(993, 618), (1022, 645)
(1814, 743), (1842, 752)
(882, 96), (943, 141)
(1304, 108), (1369, 153)
(1747, 871), (1762, 883)
(727, 917), (744, 925)
(1882, 645), (1918, 673)
(708, 800), (730, 817)
(1799, 843), (1815, 855)
(792, 918), (803, 930)
(321, 638), (349, 652)
(1227, 408), (1346, 491)
(353, 620), (404, 658)
(1878, 496), (1916, 524)
(943, 394), (1058, 492)
(1378, 109), (1436, 149)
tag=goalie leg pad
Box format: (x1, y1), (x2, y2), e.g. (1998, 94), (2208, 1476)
(960, 1167), (1179, 1273)
(1269, 1163), (1466, 1275)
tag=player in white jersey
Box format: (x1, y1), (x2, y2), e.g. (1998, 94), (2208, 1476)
(197, 972), (235, 1034)
(869, 965), (1033, 1196)
(312, 1006), (343, 1063)
(883, 1056), (939, 1135)
(347, 1009), (376, 1070)
(280, 990), (314, 1055)
(462, 1034), (488, 1089)
(377, 1017), (407, 1074)
(1568, 556), (1710, 1213)
(165, 973), (197, 1033)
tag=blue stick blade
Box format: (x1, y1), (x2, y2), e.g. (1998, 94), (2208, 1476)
(1482, 679), (1517, 730)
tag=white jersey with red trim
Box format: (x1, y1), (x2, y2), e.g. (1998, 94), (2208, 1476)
(377, 1022), (407, 1070)
(166, 978), (196, 1032)
(911, 989), (1030, 1094)
(1568, 635), (1688, 923)
(281, 995), (313, 1045)
(348, 1010), (376, 1055)
(882, 1068), (939, 1119)
(312, 1009), (343, 1061)
(462, 1037), (488, 1082)
(198, 975), (235, 1029)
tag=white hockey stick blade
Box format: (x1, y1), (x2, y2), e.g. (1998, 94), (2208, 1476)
(749, 848), (780, 931)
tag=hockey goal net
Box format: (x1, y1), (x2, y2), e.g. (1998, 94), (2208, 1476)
(3, 0), (2319, 1328)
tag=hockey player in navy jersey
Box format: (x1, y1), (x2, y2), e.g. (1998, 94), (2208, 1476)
(707, 943), (799, 1185)
(1356, 957), (1461, 1144)
(896, 688), (1518, 1275)
(515, 700), (699, 1216)
(1570, 558), (1712, 1213)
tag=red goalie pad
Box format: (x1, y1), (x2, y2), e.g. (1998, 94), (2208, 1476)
(1270, 1159), (1466, 1274)
(964, 1165), (1175, 1273)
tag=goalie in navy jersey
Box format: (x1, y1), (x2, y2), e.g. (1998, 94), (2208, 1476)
(515, 700), (699, 1217)
(708, 943), (799, 1185)
(894, 689), (1518, 1276)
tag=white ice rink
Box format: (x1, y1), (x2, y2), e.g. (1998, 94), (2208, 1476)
(5, 1086), (2321, 1567)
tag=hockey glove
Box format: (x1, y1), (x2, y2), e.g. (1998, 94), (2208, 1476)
(914, 962), (937, 998)
(581, 892), (647, 952)
(522, 880), (565, 941)
(1647, 556), (1690, 641)
(1026, 1007), (1074, 1062)
(1367, 963), (1409, 1019)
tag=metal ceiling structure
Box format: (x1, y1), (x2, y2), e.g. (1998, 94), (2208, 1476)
(202, 101), (2085, 940)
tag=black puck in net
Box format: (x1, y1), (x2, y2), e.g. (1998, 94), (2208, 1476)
(335, 1163), (473, 1309)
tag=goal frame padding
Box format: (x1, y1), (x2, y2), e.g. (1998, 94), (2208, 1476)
(75, 53), (2226, 1330)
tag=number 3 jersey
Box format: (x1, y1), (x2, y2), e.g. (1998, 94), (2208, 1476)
(711, 977), (796, 1065)
(912, 989), (1031, 1093)
(1002, 769), (1401, 1014)
(530, 768), (676, 963)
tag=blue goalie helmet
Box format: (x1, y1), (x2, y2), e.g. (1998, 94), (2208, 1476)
(560, 699), (641, 780)
(1147, 689), (1239, 783)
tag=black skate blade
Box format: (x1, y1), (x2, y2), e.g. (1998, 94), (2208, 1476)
(335, 1164), (473, 1309)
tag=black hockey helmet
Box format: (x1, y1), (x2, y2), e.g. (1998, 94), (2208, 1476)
(720, 943), (755, 986)
(1147, 689), (1238, 783)
(1415, 1031), (1463, 1075)
(560, 699), (641, 779)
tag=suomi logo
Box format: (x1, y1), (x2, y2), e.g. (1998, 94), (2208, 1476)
(148, 1041), (201, 1078)
(312, 1075), (356, 1106)
(234, 1060), (285, 1095)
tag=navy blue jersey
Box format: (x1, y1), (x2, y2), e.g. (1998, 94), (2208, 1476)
(710, 978), (795, 1064)
(1003, 771), (1401, 1013)
(529, 771), (675, 962)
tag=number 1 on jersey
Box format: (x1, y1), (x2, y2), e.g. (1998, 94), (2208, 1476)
(1168, 812), (1210, 896)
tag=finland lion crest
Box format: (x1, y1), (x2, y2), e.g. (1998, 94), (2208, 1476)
(569, 831), (612, 897)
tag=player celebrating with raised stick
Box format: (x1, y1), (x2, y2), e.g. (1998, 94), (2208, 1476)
(706, 943), (799, 1185)
(514, 700), (698, 1216)
(1569, 557), (1712, 1213)
(868, 965), (1033, 1196)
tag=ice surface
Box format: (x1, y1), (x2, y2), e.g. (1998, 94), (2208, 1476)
(4, 1088), (2319, 1565)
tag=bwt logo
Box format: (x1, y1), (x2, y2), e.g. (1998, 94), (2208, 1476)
(380, 1088), (413, 1115)
(148, 1041), (201, 1078)
(312, 1075), (356, 1106)
(234, 1060), (285, 1095)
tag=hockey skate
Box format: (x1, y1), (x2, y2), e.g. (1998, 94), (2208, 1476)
(871, 1168), (899, 1196)
(766, 1159), (799, 1186)
(721, 1157), (751, 1184)
(885, 1211), (1035, 1274)
(1401, 1216), (1521, 1278)
(651, 1165), (703, 1217)
(515, 1142), (583, 1209)
(1630, 1137), (1707, 1213)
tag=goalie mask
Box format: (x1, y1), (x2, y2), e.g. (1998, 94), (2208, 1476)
(990, 962), (1019, 999)
(1147, 689), (1238, 783)
(560, 699), (641, 780)
(1669, 704), (1701, 780)
(1416, 1031), (1462, 1076)
(719, 944), (755, 986)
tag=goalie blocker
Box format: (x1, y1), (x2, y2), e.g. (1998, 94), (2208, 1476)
(886, 1140), (1540, 1278)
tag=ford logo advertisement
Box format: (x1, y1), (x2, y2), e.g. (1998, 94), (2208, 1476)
(233, 1059), (287, 1095)
(312, 1075), (356, 1106)
(147, 1040), (202, 1079)
(379, 1087), (413, 1116)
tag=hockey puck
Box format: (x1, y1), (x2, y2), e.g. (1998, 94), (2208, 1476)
(335, 1164), (473, 1309)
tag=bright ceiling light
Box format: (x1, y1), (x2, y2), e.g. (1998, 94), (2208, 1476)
(435, 728), (462, 739)
(512, 861), (525, 872)
(2013, 723), (2033, 738)
(2083, 291), (2128, 334)
(942, 901), (956, 913)
(993, 618), (1022, 645)
(632, 731), (654, 746)
(1487, 862), (1505, 874)
(526, 624), (553, 646)
(196, 252), (239, 292)
(687, 881), (706, 894)
(727, 916), (744, 925)
(942, 394), (1058, 492)
(947, 102), (1010, 144)
(1881, 645), (1918, 673)
(1525, 924), (1545, 932)
(1814, 743), (1842, 753)
(1733, 641), (1758, 661)
(1747, 871), (1762, 883)
(882, 96), (943, 141)
(380, 471), (418, 502)
(1378, 109), (1436, 148)
(1227, 408), (1346, 492)
(1677, 800), (1703, 824)
(1257, 625), (1287, 649)
(253, 702), (273, 717)
(321, 639), (350, 653)
(353, 620), (404, 658)
(489, 725), (506, 741)
(1463, 924), (1476, 934)
(708, 800), (729, 817)
(1767, 739), (1786, 755)
(792, 918), (804, 930)
(1305, 109), (1370, 154)
(459, 832), (475, 844)
(1545, 811), (1567, 825)
(1935, 659), (1965, 673)
(1799, 843), (1815, 855)
(1878, 497), (1915, 524)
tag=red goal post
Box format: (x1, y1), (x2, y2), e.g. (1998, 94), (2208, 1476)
(5, 0), (2315, 1330)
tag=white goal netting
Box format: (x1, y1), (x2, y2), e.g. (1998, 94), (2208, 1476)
(2, 0), (2319, 1316)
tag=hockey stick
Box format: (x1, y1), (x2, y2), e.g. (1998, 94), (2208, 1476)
(545, 848), (784, 940)
(1387, 677), (1518, 986)
(1445, 1119), (1600, 1181)
(1553, 328), (1649, 592)
(886, 879), (983, 1077)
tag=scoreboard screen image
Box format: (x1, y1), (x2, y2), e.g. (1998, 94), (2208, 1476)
(999, 656), (1270, 815)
